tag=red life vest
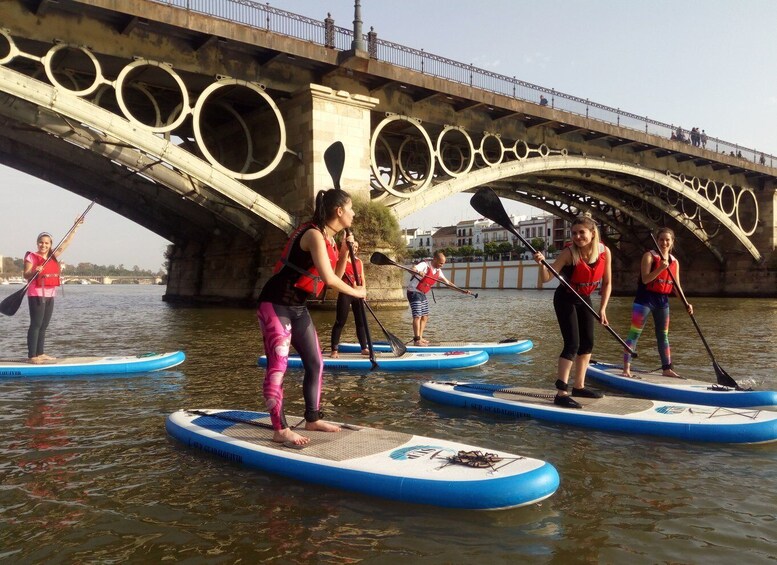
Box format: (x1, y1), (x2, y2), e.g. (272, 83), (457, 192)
(645, 251), (678, 294)
(415, 264), (441, 294)
(273, 223), (338, 298)
(569, 243), (606, 296)
(25, 252), (61, 288)
(343, 257), (363, 287)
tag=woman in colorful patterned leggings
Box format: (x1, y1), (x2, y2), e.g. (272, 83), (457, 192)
(622, 228), (693, 378)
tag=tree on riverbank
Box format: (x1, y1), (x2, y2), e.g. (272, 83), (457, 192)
(1, 256), (163, 277)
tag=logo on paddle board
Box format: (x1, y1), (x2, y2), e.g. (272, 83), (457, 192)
(390, 445), (456, 461)
(654, 405), (688, 415)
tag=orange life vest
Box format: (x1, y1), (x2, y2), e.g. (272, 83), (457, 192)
(26, 251), (61, 288)
(568, 243), (606, 296)
(415, 265), (441, 294)
(273, 223), (338, 298)
(645, 251), (678, 294)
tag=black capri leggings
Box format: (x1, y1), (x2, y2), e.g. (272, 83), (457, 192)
(553, 289), (595, 361)
(28, 296), (55, 358)
(331, 293), (367, 351)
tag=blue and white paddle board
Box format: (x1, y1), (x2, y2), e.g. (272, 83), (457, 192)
(419, 381), (777, 444)
(258, 350), (489, 372)
(166, 408), (559, 509)
(0, 351), (186, 378)
(586, 361), (777, 409)
(338, 338), (533, 356)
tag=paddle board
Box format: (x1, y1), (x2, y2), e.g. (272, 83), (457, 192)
(166, 408), (559, 509)
(0, 351), (186, 378)
(419, 381), (777, 444)
(586, 361), (777, 409)
(338, 338), (533, 356)
(258, 350), (489, 371)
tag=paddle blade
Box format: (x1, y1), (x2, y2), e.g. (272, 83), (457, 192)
(324, 141), (345, 190)
(713, 362), (743, 390)
(370, 251), (395, 266)
(470, 188), (514, 232)
(385, 332), (408, 357)
(0, 287), (26, 316)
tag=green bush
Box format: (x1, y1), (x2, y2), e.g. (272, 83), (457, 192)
(352, 198), (407, 258)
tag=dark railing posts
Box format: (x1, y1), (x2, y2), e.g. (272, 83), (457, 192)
(324, 13), (334, 48)
(367, 26), (377, 59)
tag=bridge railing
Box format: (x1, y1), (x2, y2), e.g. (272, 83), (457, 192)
(148, 0), (774, 168)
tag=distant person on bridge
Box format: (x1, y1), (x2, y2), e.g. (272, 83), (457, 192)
(621, 227), (693, 379)
(539, 94), (549, 107)
(23, 221), (83, 363)
(533, 216), (611, 409)
(330, 240), (369, 358)
(256, 188), (366, 447)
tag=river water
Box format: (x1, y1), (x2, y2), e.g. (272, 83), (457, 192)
(1, 285), (775, 563)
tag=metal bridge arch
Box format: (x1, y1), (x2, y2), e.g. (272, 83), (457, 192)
(389, 155), (761, 262)
(0, 32), (296, 238)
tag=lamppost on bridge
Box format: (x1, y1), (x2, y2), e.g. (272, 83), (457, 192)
(352, 0), (367, 52)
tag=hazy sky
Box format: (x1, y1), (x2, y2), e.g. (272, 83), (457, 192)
(2, 0), (776, 269)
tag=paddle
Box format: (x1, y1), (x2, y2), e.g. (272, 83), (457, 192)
(1, 201), (95, 317)
(649, 233), (742, 390)
(369, 252), (478, 298)
(469, 187), (636, 356)
(323, 141), (378, 368)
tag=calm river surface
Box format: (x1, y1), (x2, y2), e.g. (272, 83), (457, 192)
(1, 285), (775, 564)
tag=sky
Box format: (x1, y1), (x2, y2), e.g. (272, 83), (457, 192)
(2, 0), (776, 269)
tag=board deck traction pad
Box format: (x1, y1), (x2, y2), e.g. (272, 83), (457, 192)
(167, 408), (561, 509)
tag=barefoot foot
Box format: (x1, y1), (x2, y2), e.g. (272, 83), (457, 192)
(305, 420), (341, 433)
(329, 350), (340, 358)
(360, 348), (370, 356)
(663, 369), (682, 378)
(272, 428), (310, 446)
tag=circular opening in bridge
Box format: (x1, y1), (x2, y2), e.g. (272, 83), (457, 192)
(0, 30), (19, 65)
(705, 181), (719, 203)
(371, 136), (397, 194)
(370, 115), (434, 198)
(193, 79), (286, 180)
(513, 140), (530, 160)
(680, 197), (698, 220)
(719, 184), (737, 216)
(478, 134), (504, 166)
(43, 44), (103, 97)
(436, 127), (474, 177)
(115, 60), (190, 133)
(735, 189), (759, 236)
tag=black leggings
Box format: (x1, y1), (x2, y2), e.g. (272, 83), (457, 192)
(553, 289), (595, 361)
(331, 293), (367, 351)
(28, 296), (55, 358)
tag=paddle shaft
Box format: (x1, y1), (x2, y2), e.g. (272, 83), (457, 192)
(344, 230), (377, 368)
(377, 255), (477, 297)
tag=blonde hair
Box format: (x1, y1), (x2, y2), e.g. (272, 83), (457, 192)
(569, 216), (601, 265)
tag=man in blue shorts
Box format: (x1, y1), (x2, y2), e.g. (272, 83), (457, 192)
(406, 251), (450, 345)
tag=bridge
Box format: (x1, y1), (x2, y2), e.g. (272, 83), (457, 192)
(61, 275), (162, 285)
(1, 0), (775, 305)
